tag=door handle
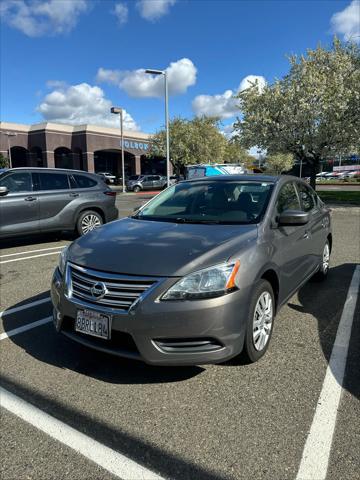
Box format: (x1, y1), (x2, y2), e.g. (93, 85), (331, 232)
(24, 196), (37, 202)
(303, 231), (310, 239)
(69, 193), (79, 198)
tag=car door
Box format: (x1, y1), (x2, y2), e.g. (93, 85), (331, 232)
(296, 182), (327, 270)
(33, 171), (74, 232)
(152, 175), (162, 189)
(0, 171), (40, 237)
(270, 181), (313, 300)
(142, 176), (154, 190)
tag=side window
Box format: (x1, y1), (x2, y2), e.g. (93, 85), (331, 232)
(297, 183), (315, 212)
(153, 176), (160, 181)
(276, 182), (300, 214)
(72, 175), (97, 189)
(38, 173), (70, 191)
(0, 172), (32, 193)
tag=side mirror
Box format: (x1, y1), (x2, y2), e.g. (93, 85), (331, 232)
(278, 210), (309, 226)
(0, 186), (9, 196)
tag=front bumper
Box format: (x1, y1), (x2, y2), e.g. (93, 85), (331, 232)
(51, 267), (250, 366)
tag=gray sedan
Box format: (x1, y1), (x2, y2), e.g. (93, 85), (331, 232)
(51, 175), (332, 365)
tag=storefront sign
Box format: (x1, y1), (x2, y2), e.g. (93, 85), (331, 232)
(122, 140), (149, 151)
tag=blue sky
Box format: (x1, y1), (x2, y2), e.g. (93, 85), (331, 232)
(1, 0), (359, 134)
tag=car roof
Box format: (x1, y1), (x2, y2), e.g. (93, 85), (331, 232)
(2, 167), (96, 175)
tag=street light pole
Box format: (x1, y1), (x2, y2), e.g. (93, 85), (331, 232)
(111, 106), (126, 193)
(145, 68), (170, 188)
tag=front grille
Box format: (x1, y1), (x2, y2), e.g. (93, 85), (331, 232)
(68, 263), (158, 311)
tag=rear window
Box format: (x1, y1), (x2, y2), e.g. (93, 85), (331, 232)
(72, 174), (97, 189)
(37, 172), (69, 191)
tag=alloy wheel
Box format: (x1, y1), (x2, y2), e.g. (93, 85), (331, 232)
(252, 291), (273, 351)
(322, 243), (330, 273)
(81, 214), (101, 234)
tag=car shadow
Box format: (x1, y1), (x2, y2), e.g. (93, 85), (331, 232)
(287, 262), (359, 400)
(0, 231), (76, 249)
(3, 263), (358, 394)
(2, 297), (204, 385)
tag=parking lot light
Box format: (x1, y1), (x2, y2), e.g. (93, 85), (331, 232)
(145, 68), (170, 188)
(111, 107), (126, 193)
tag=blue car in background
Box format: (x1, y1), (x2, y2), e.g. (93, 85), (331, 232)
(185, 164), (247, 179)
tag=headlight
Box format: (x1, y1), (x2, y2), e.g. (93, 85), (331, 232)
(161, 261), (240, 300)
(58, 246), (69, 275)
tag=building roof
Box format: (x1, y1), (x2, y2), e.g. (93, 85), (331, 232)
(0, 121), (150, 140)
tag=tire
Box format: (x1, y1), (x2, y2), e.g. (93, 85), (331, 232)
(76, 210), (103, 236)
(313, 240), (330, 281)
(241, 280), (275, 363)
(133, 185), (141, 193)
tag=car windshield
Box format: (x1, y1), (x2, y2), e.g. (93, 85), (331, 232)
(129, 175), (142, 181)
(132, 180), (273, 224)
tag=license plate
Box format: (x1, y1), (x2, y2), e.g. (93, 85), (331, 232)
(75, 309), (111, 339)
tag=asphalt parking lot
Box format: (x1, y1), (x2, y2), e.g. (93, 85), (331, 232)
(1, 194), (359, 480)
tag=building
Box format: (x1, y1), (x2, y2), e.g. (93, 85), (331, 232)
(0, 121), (166, 177)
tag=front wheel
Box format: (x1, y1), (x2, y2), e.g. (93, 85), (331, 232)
(133, 185), (141, 193)
(241, 280), (275, 363)
(76, 210), (103, 236)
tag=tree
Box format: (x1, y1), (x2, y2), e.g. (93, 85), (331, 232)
(149, 116), (227, 174)
(0, 153), (9, 168)
(223, 137), (256, 169)
(234, 39), (360, 189)
(265, 152), (294, 175)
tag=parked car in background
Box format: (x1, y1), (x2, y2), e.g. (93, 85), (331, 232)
(96, 172), (116, 184)
(0, 168), (118, 238)
(51, 175), (332, 366)
(126, 175), (167, 192)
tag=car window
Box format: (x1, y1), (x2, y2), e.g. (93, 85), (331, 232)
(72, 174), (97, 189)
(135, 181), (273, 224)
(0, 172), (32, 193)
(153, 176), (161, 180)
(297, 183), (315, 212)
(37, 172), (70, 191)
(276, 182), (300, 214)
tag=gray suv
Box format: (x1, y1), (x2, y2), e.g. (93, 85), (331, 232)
(0, 168), (118, 238)
(51, 175), (332, 366)
(126, 175), (167, 192)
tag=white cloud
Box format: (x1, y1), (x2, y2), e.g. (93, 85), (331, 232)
(113, 3), (128, 26)
(331, 1), (360, 42)
(192, 75), (266, 119)
(37, 82), (140, 131)
(192, 90), (239, 119)
(0, 0), (89, 37)
(97, 58), (197, 97)
(136, 0), (176, 21)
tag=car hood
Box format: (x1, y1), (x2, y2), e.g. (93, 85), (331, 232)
(68, 218), (258, 277)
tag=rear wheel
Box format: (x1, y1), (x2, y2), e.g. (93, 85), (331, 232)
(241, 280), (275, 363)
(314, 240), (330, 281)
(76, 210), (103, 236)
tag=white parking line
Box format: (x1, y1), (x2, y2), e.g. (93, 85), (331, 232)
(0, 297), (51, 319)
(296, 265), (360, 480)
(0, 251), (62, 264)
(0, 245), (67, 258)
(0, 386), (164, 480)
(0, 316), (52, 340)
